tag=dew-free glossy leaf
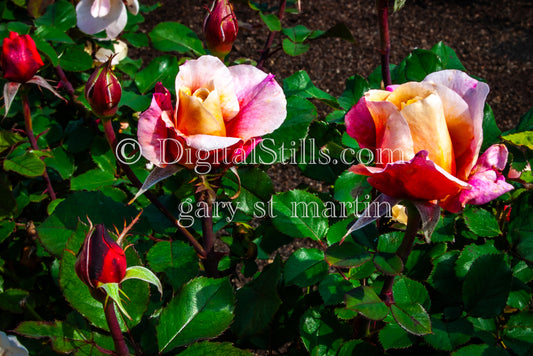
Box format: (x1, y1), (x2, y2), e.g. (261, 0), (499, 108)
(345, 286), (389, 321)
(284, 248), (328, 287)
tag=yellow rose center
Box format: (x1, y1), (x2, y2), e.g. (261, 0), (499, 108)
(176, 87), (226, 137)
(400, 96), (423, 110)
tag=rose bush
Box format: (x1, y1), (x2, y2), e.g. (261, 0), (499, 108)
(138, 55), (287, 173)
(346, 69), (513, 213)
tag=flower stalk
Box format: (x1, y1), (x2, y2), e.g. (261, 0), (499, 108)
(101, 119), (205, 258)
(196, 177), (220, 277)
(257, 0), (287, 70)
(376, 0), (392, 87)
(104, 300), (129, 356)
(379, 203), (421, 305)
(21, 92), (57, 200)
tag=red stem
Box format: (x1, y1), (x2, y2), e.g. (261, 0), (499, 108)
(376, 0), (392, 87)
(196, 179), (220, 278)
(21, 92), (57, 200)
(257, 0), (287, 70)
(101, 120), (206, 258)
(104, 301), (129, 356)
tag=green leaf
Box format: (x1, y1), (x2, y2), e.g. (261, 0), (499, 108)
(507, 277), (532, 310)
(391, 303), (432, 336)
(4, 151), (45, 177)
(177, 341), (252, 356)
(319, 273), (356, 306)
(149, 22), (204, 55)
(272, 190), (328, 240)
(222, 167), (274, 216)
(397, 49), (443, 82)
(119, 90), (151, 112)
(393, 0), (407, 12)
(146, 240), (198, 290)
(462, 254), (512, 318)
(463, 206), (501, 237)
(345, 286), (389, 321)
(320, 22), (356, 43)
(428, 252), (461, 302)
(430, 42), (466, 70)
(282, 25), (316, 42)
(374, 252), (403, 275)
(503, 131), (533, 150)
(135, 55), (179, 94)
(284, 248), (328, 287)
(379, 322), (414, 350)
(70, 169), (116, 191)
(481, 104), (502, 151)
(123, 32), (149, 48)
(123, 266), (162, 295)
(452, 344), (509, 356)
(508, 192), (533, 263)
(58, 46), (92, 71)
(232, 256), (282, 339)
(0, 220), (15, 244)
(325, 241), (371, 268)
(300, 307), (346, 356)
(283, 71), (338, 108)
(393, 276), (431, 310)
(259, 12), (281, 31)
(455, 241), (499, 278)
(503, 311), (533, 344)
(424, 317), (473, 351)
(0, 172), (17, 219)
(338, 74), (370, 110)
(157, 277), (234, 352)
(37, 191), (142, 256)
(0, 130), (24, 153)
(0, 288), (29, 313)
(44, 146), (75, 180)
(34, 0), (76, 31)
(34, 25), (74, 43)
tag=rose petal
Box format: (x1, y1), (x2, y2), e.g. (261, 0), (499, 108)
(471, 143), (509, 174)
(350, 150), (470, 201)
(76, 0), (126, 39)
(90, 0), (111, 17)
(345, 96), (376, 150)
(423, 70), (489, 176)
(365, 99), (415, 164)
(175, 55), (239, 121)
(125, 0), (139, 15)
(459, 170), (513, 206)
(226, 64), (287, 141)
(138, 85), (175, 167)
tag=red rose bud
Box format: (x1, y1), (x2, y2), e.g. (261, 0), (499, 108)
(75, 224), (127, 288)
(1, 32), (44, 83)
(85, 59), (122, 118)
(203, 0), (238, 58)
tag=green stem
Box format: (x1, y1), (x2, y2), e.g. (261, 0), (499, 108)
(21, 92), (57, 200)
(101, 119), (206, 258)
(104, 301), (129, 356)
(376, 0), (392, 87)
(379, 204), (421, 305)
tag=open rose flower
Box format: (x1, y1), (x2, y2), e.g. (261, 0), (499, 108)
(76, 0), (139, 39)
(138, 55), (286, 175)
(345, 70), (513, 235)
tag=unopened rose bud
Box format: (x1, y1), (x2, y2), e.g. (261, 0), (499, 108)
(75, 224), (127, 289)
(203, 0), (238, 59)
(1, 32), (44, 83)
(85, 59), (122, 118)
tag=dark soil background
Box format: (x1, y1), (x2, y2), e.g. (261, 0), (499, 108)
(137, 0), (532, 132)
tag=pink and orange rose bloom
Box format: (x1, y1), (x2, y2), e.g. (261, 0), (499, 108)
(138, 55), (286, 173)
(346, 70), (513, 215)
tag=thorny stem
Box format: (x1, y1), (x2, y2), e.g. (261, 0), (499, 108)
(21, 92), (57, 200)
(257, 0), (287, 70)
(376, 0), (392, 87)
(101, 120), (206, 258)
(379, 204), (421, 305)
(55, 65), (75, 98)
(196, 177), (220, 278)
(104, 301), (129, 356)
